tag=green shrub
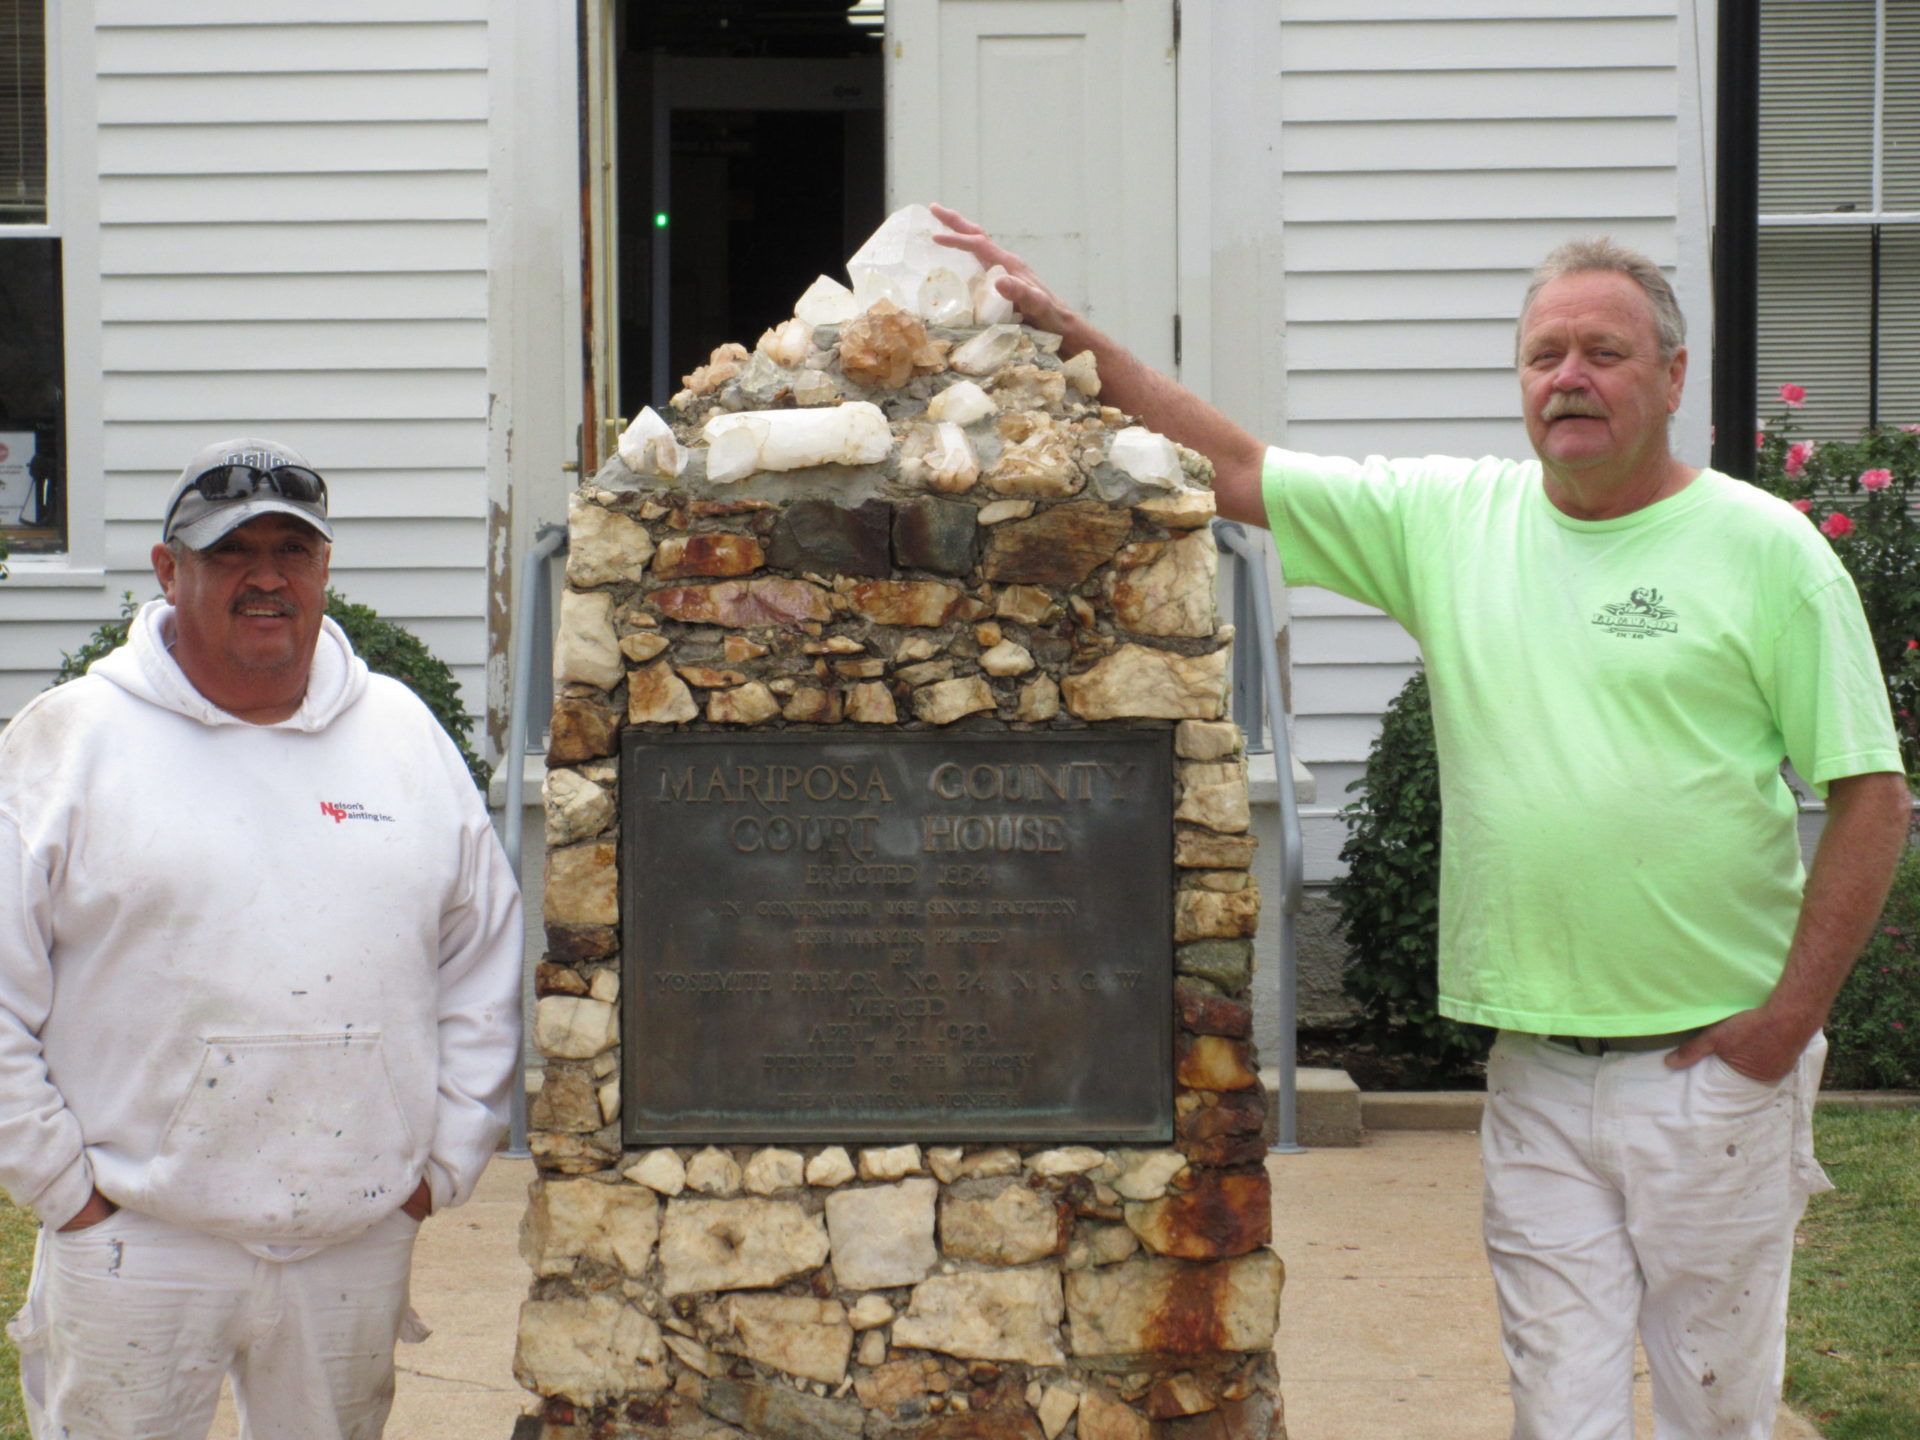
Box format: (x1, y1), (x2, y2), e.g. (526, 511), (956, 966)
(50, 591), (142, 686)
(51, 589), (490, 791)
(1827, 845), (1920, 1089)
(1752, 391), (1920, 781)
(1331, 669), (1492, 1084)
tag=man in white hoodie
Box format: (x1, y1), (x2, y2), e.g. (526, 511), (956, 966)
(0, 439), (523, 1439)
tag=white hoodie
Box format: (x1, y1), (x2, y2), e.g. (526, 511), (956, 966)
(0, 601), (522, 1251)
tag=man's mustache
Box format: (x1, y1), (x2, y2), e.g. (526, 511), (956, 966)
(1543, 394), (1607, 421)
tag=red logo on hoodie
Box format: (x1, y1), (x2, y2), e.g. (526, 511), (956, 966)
(319, 801), (396, 824)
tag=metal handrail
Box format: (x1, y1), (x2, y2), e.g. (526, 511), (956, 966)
(501, 523), (569, 1158)
(1211, 520), (1307, 1154)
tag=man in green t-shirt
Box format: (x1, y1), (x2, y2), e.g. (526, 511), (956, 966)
(936, 208), (1910, 1439)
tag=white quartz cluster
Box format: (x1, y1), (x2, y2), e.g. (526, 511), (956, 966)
(636, 203), (1211, 500)
(795, 204), (1016, 331)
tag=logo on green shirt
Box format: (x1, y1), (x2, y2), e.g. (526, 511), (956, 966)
(1593, 587), (1678, 639)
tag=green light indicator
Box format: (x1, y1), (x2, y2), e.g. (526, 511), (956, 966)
(654, 212), (670, 228)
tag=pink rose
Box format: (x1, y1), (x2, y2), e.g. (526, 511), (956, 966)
(1861, 468), (1893, 491)
(1779, 383), (1806, 407)
(1755, 429), (1768, 452)
(1820, 511), (1854, 538)
(1791, 498), (1813, 513)
(1785, 440), (1815, 476)
(1904, 425), (1920, 435)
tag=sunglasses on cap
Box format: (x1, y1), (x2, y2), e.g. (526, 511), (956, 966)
(164, 464), (328, 529)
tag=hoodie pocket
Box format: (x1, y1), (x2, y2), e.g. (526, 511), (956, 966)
(149, 1032), (421, 1243)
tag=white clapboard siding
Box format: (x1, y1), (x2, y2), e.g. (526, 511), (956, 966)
(1284, 268), (1553, 324)
(102, 421), (486, 474)
(1284, 117), (1679, 173)
(93, 24), (487, 74)
(99, 70), (488, 125)
(102, 272), (488, 322)
(1280, 68), (1676, 125)
(1276, 0), (1686, 879)
(1282, 418), (1535, 460)
(2, 5), (492, 735)
(103, 320), (487, 373)
(102, 173), (490, 225)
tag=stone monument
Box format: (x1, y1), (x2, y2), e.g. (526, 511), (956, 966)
(521, 205), (1284, 1440)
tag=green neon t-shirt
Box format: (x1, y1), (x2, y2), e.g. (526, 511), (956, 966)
(1263, 450), (1902, 1034)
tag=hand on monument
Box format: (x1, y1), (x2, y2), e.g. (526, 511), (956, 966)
(929, 204), (1085, 348)
(56, 1188), (118, 1232)
(401, 1178), (434, 1222)
(1665, 1005), (1814, 1084)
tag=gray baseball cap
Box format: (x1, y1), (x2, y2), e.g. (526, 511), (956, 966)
(162, 437), (333, 549)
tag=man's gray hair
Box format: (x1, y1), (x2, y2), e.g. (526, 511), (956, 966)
(1517, 237), (1686, 362)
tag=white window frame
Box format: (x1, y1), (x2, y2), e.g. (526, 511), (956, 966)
(1759, 0), (1917, 233)
(1756, 0), (1918, 435)
(4, 0), (103, 587)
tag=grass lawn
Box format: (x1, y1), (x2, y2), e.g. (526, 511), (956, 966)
(1788, 1106), (1920, 1439)
(0, 1192), (33, 1440)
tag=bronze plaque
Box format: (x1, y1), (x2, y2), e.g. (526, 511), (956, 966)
(620, 731), (1173, 1142)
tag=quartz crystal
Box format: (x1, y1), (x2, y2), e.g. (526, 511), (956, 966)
(1107, 426), (1182, 489)
(848, 204), (985, 325)
(951, 324), (1026, 376)
(924, 422), (980, 494)
(794, 275), (857, 327)
(617, 407), (686, 479)
(838, 303), (933, 390)
(790, 370), (840, 407)
(1062, 350), (1101, 397)
(756, 317), (814, 367)
(926, 379), (996, 427)
(702, 402), (892, 484)
(972, 265), (1017, 325)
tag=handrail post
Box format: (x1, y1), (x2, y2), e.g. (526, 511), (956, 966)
(1211, 521), (1307, 1155)
(502, 523), (570, 1159)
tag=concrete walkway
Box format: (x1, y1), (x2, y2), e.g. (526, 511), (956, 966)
(1270, 1130), (1822, 1440)
(210, 1133), (1823, 1440)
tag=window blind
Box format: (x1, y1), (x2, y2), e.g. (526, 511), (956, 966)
(0, 1), (46, 225)
(1756, 0), (1919, 437)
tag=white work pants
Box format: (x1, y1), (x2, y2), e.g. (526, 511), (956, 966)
(8, 1207), (422, 1440)
(1481, 1031), (1829, 1440)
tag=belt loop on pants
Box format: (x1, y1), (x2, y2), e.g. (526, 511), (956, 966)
(1541, 1028), (1705, 1056)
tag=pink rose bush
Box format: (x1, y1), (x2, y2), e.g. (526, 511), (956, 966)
(1754, 377), (1920, 780)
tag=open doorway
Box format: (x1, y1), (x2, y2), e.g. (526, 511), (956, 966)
(613, 1), (886, 421)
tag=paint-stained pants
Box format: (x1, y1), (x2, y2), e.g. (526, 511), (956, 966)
(7, 1206), (422, 1440)
(1481, 1031), (1830, 1440)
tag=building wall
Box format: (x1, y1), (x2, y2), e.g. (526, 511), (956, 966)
(1, 0), (493, 724)
(1273, 0), (1715, 878)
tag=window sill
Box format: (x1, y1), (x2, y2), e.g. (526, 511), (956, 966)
(1, 559), (106, 588)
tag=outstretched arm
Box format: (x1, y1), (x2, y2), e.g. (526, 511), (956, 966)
(1668, 769), (1911, 1081)
(931, 204), (1270, 528)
